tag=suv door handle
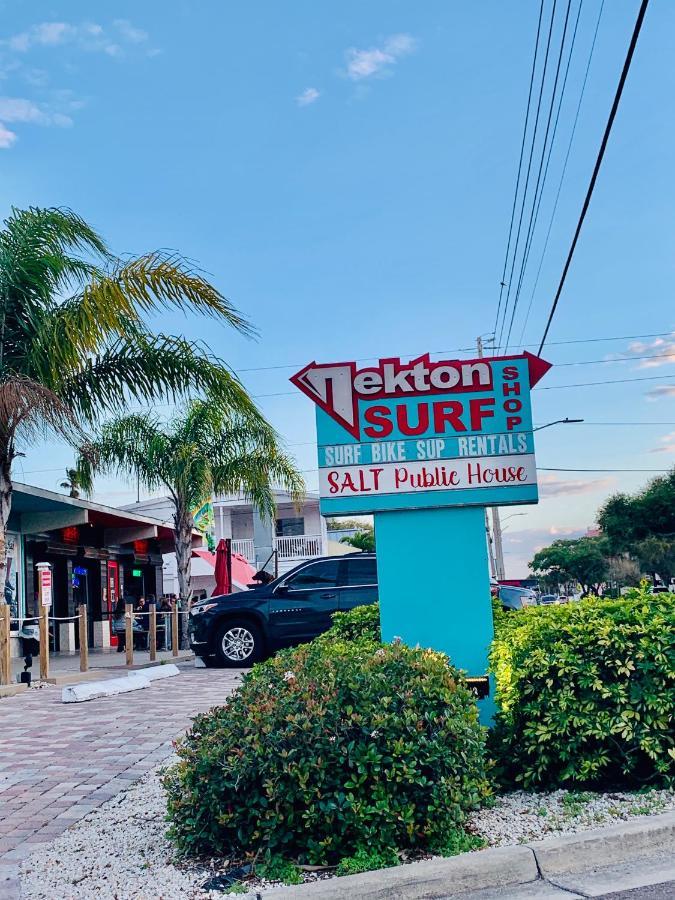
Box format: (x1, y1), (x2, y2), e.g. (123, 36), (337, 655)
(320, 592), (337, 599)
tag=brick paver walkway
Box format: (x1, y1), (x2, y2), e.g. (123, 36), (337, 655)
(0, 664), (242, 899)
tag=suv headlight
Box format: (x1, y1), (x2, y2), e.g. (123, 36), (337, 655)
(191, 603), (218, 616)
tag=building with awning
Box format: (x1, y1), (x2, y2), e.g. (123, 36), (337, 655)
(6, 482), (202, 656)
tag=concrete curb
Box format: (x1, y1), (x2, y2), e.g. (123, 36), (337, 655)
(263, 811), (675, 899)
(528, 809), (675, 876)
(265, 846), (537, 899)
(61, 663), (181, 702)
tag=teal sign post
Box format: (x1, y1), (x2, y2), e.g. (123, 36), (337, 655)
(291, 351), (551, 720)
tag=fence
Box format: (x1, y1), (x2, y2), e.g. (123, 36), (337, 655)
(0, 603), (189, 687)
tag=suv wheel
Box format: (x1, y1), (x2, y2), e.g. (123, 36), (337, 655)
(215, 620), (263, 668)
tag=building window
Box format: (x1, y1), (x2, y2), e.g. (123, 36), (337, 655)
(276, 517), (304, 537)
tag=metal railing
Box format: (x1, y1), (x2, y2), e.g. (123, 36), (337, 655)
(231, 538), (255, 563)
(274, 534), (323, 559)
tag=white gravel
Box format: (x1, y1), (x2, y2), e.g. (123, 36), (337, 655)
(20, 763), (675, 899)
(467, 786), (675, 847)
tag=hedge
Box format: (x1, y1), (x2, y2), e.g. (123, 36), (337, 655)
(490, 590), (675, 788)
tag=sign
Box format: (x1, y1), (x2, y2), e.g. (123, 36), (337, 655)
(132, 568), (142, 578)
(292, 351), (551, 516)
(39, 567), (52, 607)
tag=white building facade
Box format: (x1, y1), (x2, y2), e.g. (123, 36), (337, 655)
(213, 490), (328, 575)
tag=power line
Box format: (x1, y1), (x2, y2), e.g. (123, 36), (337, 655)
(536, 373), (674, 390)
(538, 0), (651, 353)
(256, 371), (675, 400)
(236, 331), (673, 375)
(519, 0), (605, 346)
(494, 0), (546, 344)
(498, 0), (559, 351)
(505, 0), (579, 351)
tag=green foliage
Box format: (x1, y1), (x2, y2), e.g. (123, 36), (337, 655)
(340, 526), (375, 553)
(322, 602), (381, 644)
(490, 590), (675, 789)
(257, 855), (303, 885)
(78, 400), (304, 599)
(599, 470), (675, 553)
(336, 847), (398, 876)
(164, 639), (490, 864)
(431, 826), (486, 857)
(529, 536), (610, 593)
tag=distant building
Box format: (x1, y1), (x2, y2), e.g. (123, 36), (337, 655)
(123, 490), (329, 579)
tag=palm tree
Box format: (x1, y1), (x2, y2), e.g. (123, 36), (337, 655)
(0, 206), (261, 589)
(77, 400), (305, 608)
(60, 467), (89, 499)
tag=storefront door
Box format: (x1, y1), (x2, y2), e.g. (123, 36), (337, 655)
(108, 562), (119, 647)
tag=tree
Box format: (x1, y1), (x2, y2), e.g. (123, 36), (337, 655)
(598, 470), (675, 583)
(0, 206), (258, 590)
(599, 470), (675, 552)
(341, 526), (375, 553)
(60, 467), (89, 499)
(529, 536), (610, 595)
(634, 536), (675, 586)
(77, 400), (305, 610)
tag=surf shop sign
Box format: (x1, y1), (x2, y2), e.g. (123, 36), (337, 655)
(291, 351), (552, 516)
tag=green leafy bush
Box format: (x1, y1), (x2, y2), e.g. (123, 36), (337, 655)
(322, 602), (381, 644)
(164, 638), (490, 864)
(336, 847), (398, 876)
(490, 591), (675, 788)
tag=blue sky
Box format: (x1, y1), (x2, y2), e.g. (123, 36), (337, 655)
(1, 1), (674, 575)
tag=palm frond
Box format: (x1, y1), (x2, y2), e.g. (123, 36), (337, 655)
(0, 375), (85, 447)
(80, 252), (256, 335)
(54, 333), (262, 425)
(77, 414), (170, 495)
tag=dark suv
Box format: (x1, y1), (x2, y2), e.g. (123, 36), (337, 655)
(189, 553), (378, 667)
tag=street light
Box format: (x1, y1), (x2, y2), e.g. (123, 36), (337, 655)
(501, 512), (526, 524)
(533, 417), (584, 432)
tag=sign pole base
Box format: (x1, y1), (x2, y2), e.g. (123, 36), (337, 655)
(374, 505), (496, 723)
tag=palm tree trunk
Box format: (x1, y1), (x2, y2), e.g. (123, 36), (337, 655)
(174, 503), (193, 649)
(0, 448), (12, 607)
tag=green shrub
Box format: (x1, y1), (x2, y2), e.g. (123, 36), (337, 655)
(490, 592), (675, 788)
(335, 847), (398, 876)
(164, 638), (490, 864)
(257, 855), (303, 884)
(322, 602), (381, 644)
(433, 826), (486, 857)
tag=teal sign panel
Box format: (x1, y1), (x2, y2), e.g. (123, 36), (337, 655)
(291, 351), (551, 517)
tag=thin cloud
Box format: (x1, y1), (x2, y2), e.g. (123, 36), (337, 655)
(0, 96), (71, 126)
(344, 33), (417, 81)
(645, 385), (675, 401)
(650, 431), (675, 454)
(5, 20), (152, 58)
(113, 20), (148, 44)
(538, 473), (615, 498)
(0, 122), (17, 148)
(621, 334), (675, 368)
(296, 87), (320, 106)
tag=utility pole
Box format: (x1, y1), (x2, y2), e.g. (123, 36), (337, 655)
(477, 336), (505, 581)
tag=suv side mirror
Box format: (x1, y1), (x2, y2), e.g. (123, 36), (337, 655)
(274, 584), (289, 596)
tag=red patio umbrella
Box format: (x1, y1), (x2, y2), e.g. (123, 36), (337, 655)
(212, 538), (232, 596)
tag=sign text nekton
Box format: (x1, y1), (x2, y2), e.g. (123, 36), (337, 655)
(291, 350), (551, 516)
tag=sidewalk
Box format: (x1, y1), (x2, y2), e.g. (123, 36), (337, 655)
(0, 663), (241, 900)
(9, 647), (191, 682)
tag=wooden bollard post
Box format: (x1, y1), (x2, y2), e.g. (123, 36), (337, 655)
(39, 603), (49, 682)
(125, 602), (134, 667)
(78, 604), (88, 673)
(171, 604), (179, 657)
(36, 561), (52, 682)
(149, 604), (157, 662)
(0, 604), (10, 686)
